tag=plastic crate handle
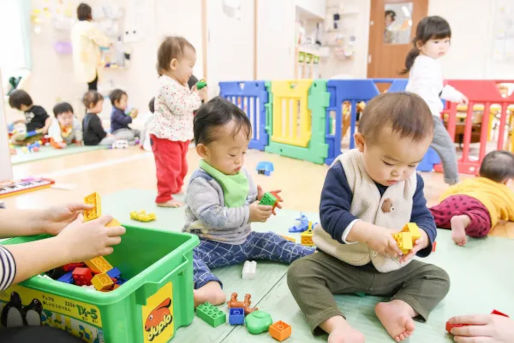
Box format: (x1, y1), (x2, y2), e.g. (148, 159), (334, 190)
(134, 253), (189, 305)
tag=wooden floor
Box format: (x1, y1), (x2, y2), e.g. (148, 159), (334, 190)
(4, 146), (514, 238)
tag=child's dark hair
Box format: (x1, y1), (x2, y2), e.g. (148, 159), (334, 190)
(401, 16), (451, 74)
(156, 36), (195, 76)
(82, 90), (103, 110)
(109, 89), (127, 107)
(479, 151), (514, 183)
(194, 96), (251, 145)
(53, 102), (74, 117)
(148, 97), (155, 113)
(385, 10), (396, 21)
(359, 92), (433, 144)
(8, 89), (33, 109)
(77, 3), (92, 21)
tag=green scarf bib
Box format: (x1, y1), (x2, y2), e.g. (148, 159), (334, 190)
(200, 160), (249, 207)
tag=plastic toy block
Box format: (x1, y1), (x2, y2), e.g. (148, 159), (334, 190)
(130, 210), (156, 222)
(393, 232), (413, 254)
(280, 235), (296, 243)
(229, 308), (245, 325)
(83, 192), (101, 222)
(72, 267), (93, 286)
(196, 302), (226, 327)
(269, 320), (292, 341)
(227, 292), (258, 315)
(106, 218), (121, 227)
(300, 223), (314, 247)
(62, 262), (85, 272)
(116, 277), (127, 285)
(432, 241), (437, 252)
(446, 310), (509, 334)
(289, 214), (310, 233)
(85, 256), (113, 274)
(196, 79), (207, 90)
(491, 309), (509, 317)
(401, 223), (421, 241)
(57, 271), (74, 284)
(106, 267), (121, 280)
(256, 161), (274, 176)
(242, 260), (257, 280)
(245, 310), (273, 334)
(259, 192), (277, 206)
(91, 273), (114, 291)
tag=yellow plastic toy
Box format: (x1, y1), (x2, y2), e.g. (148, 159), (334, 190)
(393, 223), (422, 254)
(85, 256), (113, 274)
(91, 272), (114, 291)
(106, 218), (121, 227)
(300, 222), (314, 247)
(130, 210), (156, 222)
(280, 234), (296, 243)
(83, 192), (101, 222)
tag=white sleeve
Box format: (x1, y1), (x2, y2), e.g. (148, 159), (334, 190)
(48, 119), (63, 143)
(441, 85), (465, 103)
(341, 219), (360, 244)
(0, 245), (16, 291)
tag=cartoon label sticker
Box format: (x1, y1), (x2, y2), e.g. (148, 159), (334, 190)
(141, 282), (174, 343)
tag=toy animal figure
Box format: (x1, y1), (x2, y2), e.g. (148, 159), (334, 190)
(227, 292), (257, 315)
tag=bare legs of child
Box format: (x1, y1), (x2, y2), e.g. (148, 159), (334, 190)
(193, 281), (226, 308)
(450, 214), (470, 246)
(321, 299), (416, 343)
(157, 199), (183, 208)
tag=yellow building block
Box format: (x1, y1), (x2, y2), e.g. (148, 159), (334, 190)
(401, 223), (421, 241)
(301, 223), (314, 247)
(106, 218), (121, 227)
(91, 272), (114, 291)
(130, 210), (156, 222)
(83, 192), (101, 222)
(393, 232), (413, 254)
(85, 256), (113, 274)
(280, 235), (296, 243)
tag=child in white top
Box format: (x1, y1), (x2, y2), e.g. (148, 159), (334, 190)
(48, 102), (82, 148)
(405, 16), (468, 185)
(148, 36), (208, 207)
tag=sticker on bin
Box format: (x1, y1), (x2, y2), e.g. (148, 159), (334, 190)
(142, 282), (174, 343)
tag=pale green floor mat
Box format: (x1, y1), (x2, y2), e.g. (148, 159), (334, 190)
(103, 189), (514, 343)
(11, 145), (104, 165)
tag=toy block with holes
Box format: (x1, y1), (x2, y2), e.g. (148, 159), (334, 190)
(393, 223), (422, 254)
(402, 223), (421, 241)
(259, 191), (283, 214)
(269, 320), (292, 341)
(229, 308), (245, 325)
(242, 260), (257, 280)
(91, 272), (114, 291)
(300, 222), (314, 247)
(196, 302), (226, 327)
(85, 256), (113, 274)
(72, 267), (93, 286)
(83, 192), (101, 221)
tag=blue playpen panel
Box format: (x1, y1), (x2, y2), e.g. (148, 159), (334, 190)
(219, 81), (269, 151)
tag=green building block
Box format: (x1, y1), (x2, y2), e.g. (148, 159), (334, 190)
(196, 80), (207, 90)
(245, 310), (273, 334)
(196, 302), (226, 327)
(259, 192), (277, 206)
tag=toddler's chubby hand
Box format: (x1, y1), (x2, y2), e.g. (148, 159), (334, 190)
(249, 201), (272, 222)
(363, 226), (403, 259)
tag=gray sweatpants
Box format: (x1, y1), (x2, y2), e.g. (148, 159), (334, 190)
(287, 251), (450, 335)
(431, 117), (459, 185)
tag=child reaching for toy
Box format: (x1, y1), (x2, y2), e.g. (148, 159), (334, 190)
(183, 97), (315, 307)
(404, 16), (468, 185)
(8, 89), (50, 145)
(429, 150), (514, 246)
(148, 36), (208, 207)
(287, 93), (450, 343)
(48, 102), (83, 148)
(109, 88), (140, 143)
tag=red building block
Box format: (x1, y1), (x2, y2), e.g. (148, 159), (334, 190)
(72, 267), (93, 286)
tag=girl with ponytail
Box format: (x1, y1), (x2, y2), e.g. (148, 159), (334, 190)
(404, 16), (468, 185)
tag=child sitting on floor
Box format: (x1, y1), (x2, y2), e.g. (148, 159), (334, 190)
(183, 96), (315, 307)
(48, 102), (83, 148)
(8, 89), (50, 145)
(430, 150), (514, 246)
(287, 92), (449, 343)
(109, 88), (140, 143)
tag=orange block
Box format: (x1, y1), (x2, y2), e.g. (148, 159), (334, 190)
(85, 256), (113, 274)
(269, 320), (292, 341)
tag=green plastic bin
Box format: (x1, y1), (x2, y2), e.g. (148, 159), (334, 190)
(0, 225), (199, 343)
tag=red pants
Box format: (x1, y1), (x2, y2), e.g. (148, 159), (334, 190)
(429, 195), (491, 237)
(150, 135), (189, 203)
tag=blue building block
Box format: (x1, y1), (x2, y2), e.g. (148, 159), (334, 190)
(417, 147), (440, 172)
(57, 271), (74, 284)
(288, 214), (310, 233)
(256, 161), (274, 176)
(106, 267), (121, 280)
(229, 307), (245, 325)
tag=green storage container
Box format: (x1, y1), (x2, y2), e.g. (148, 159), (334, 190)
(0, 225), (199, 343)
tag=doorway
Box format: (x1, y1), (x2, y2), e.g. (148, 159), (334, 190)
(367, 0), (428, 79)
